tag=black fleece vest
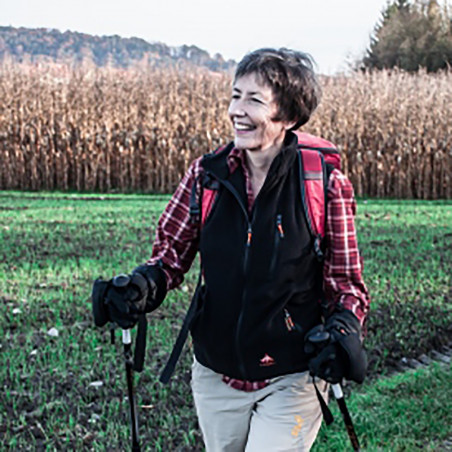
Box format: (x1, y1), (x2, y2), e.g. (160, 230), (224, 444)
(191, 133), (323, 380)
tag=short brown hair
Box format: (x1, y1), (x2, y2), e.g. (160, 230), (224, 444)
(234, 48), (321, 129)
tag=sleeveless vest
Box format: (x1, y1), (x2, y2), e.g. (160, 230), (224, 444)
(191, 133), (324, 380)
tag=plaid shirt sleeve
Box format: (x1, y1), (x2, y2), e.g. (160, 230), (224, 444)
(147, 158), (203, 290)
(323, 169), (370, 327)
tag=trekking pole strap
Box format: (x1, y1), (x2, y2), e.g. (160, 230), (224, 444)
(133, 315), (147, 372)
(313, 376), (334, 425)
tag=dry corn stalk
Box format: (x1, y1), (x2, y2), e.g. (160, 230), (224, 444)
(0, 62), (450, 198)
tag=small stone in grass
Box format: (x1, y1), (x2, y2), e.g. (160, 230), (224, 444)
(88, 413), (101, 424)
(47, 328), (59, 337)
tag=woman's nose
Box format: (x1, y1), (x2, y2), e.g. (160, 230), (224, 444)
(228, 100), (246, 117)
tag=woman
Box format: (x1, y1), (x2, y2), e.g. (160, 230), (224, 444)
(94, 48), (370, 451)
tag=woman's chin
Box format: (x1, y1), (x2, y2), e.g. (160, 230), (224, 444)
(234, 136), (255, 150)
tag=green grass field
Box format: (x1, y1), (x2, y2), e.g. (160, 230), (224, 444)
(1, 192), (451, 451)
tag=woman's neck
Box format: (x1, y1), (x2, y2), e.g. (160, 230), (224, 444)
(245, 144), (281, 179)
(245, 144), (282, 197)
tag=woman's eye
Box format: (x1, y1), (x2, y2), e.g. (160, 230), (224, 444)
(231, 94), (240, 100)
(250, 98), (263, 104)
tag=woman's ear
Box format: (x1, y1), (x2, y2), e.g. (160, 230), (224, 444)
(284, 121), (297, 131)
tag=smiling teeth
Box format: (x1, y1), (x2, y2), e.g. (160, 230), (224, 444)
(235, 123), (255, 130)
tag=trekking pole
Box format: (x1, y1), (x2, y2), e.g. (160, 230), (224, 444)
(122, 329), (141, 452)
(306, 328), (361, 451)
(331, 383), (360, 452)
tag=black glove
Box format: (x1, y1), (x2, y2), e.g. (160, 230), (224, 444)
(304, 308), (367, 384)
(92, 264), (167, 329)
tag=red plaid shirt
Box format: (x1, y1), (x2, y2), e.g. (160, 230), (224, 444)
(148, 146), (370, 391)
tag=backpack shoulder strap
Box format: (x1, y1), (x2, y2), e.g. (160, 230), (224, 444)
(189, 165), (221, 226)
(189, 143), (231, 226)
(162, 144), (229, 383)
(296, 131), (341, 171)
(298, 148), (328, 260)
(160, 271), (203, 383)
(201, 182), (218, 225)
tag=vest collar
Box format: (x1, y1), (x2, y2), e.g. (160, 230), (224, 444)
(202, 131), (299, 183)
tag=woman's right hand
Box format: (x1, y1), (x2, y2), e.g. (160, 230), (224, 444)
(91, 272), (148, 329)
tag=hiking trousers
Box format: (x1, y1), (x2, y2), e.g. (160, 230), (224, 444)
(191, 358), (328, 452)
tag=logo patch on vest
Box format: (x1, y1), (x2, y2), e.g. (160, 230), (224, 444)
(260, 353), (276, 367)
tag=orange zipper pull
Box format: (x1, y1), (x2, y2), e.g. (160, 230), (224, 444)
(284, 309), (295, 331)
(247, 226), (252, 246)
(277, 214), (285, 238)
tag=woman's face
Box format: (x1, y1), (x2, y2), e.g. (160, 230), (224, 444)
(228, 72), (294, 153)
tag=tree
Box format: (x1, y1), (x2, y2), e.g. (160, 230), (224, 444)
(362, 0), (452, 72)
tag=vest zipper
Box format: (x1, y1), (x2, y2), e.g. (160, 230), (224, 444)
(208, 174), (252, 379)
(235, 223), (253, 379)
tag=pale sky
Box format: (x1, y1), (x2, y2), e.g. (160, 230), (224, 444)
(1, 0), (392, 74)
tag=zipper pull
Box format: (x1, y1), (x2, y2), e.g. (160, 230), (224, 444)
(247, 226), (252, 246)
(276, 214), (285, 238)
(284, 309), (295, 331)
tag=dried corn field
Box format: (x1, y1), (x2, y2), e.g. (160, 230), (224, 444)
(0, 63), (451, 198)
(309, 70), (452, 199)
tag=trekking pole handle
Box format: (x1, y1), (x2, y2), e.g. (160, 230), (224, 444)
(113, 273), (131, 288)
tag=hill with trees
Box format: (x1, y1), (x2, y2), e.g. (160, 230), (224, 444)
(0, 26), (235, 71)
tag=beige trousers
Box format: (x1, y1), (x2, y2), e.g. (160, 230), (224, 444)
(191, 358), (328, 452)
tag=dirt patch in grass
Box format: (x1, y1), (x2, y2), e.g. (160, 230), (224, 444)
(0, 206), (29, 211)
(366, 298), (452, 376)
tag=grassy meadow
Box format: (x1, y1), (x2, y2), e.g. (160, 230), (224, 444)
(0, 192), (451, 450)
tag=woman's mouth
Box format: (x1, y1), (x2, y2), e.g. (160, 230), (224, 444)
(234, 123), (256, 133)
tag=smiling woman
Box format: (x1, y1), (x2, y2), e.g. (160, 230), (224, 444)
(228, 73), (293, 195)
(229, 73), (290, 158)
(227, 49), (321, 196)
(91, 48), (370, 451)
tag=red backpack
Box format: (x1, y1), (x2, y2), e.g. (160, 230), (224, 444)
(196, 132), (340, 258)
